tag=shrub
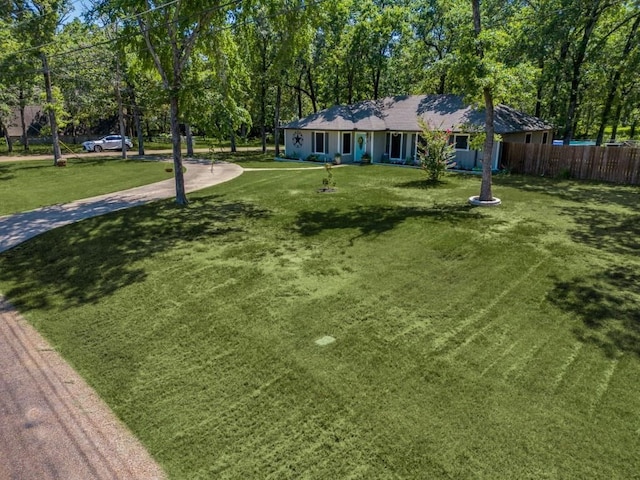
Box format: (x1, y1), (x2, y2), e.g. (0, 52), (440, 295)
(322, 162), (336, 189)
(557, 167), (572, 179)
(417, 119), (456, 181)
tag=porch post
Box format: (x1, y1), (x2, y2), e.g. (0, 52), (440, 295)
(370, 132), (374, 163)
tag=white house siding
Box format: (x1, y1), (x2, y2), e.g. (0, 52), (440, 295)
(285, 128), (501, 169)
(285, 129), (312, 159)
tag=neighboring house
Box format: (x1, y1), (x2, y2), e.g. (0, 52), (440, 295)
(6, 105), (48, 138)
(282, 94), (553, 169)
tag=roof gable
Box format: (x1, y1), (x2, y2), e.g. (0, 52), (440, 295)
(282, 94), (551, 134)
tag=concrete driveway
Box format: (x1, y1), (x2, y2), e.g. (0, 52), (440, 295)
(0, 160), (243, 479)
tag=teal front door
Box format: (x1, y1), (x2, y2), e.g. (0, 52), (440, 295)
(354, 133), (367, 162)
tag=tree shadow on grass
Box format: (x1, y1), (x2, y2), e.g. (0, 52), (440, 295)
(0, 162), (54, 178)
(0, 158), (115, 180)
(561, 206), (640, 255)
(548, 266), (640, 357)
(295, 204), (481, 243)
(394, 178), (451, 190)
(495, 175), (640, 209)
(0, 195), (269, 311)
(0, 164), (15, 181)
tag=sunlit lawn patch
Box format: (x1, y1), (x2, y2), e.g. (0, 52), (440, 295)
(1, 160), (638, 479)
(0, 157), (173, 216)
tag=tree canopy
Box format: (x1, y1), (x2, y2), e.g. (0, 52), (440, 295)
(1, 0), (638, 199)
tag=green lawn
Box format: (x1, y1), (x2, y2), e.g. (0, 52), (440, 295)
(0, 157), (174, 216)
(204, 151), (325, 169)
(1, 161), (638, 479)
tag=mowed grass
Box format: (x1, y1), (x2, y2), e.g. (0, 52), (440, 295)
(0, 157), (174, 216)
(1, 161), (639, 478)
(204, 150), (322, 169)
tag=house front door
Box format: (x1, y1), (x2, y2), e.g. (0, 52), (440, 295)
(354, 132), (367, 162)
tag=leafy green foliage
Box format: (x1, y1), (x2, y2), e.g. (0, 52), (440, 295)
(321, 161), (336, 188)
(417, 118), (455, 181)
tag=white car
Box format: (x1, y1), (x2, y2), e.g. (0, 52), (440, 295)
(82, 135), (133, 152)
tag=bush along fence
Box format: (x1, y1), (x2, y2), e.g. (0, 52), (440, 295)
(501, 142), (640, 184)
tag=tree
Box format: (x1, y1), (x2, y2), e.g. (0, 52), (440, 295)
(11, 0), (71, 164)
(417, 118), (455, 181)
(595, 12), (640, 144)
(471, 0), (494, 202)
(181, 29), (251, 150)
(101, 0), (231, 205)
(53, 20), (115, 140)
(240, 0), (314, 154)
(0, 21), (41, 151)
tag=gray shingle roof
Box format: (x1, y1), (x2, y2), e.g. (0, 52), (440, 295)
(282, 94), (552, 134)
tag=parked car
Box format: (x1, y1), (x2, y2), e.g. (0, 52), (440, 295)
(82, 135), (133, 152)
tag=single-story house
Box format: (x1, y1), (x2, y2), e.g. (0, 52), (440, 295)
(281, 94), (553, 169)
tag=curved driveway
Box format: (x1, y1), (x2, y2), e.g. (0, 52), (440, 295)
(0, 160), (243, 479)
(0, 160), (243, 253)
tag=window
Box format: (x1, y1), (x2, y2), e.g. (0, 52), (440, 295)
(542, 132), (548, 144)
(525, 133), (532, 144)
(385, 132), (404, 159)
(313, 132), (326, 154)
(342, 132), (352, 155)
(448, 134), (469, 150)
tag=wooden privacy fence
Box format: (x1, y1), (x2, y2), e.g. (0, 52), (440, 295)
(501, 142), (640, 185)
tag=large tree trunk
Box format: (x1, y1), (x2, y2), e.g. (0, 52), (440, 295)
(260, 80), (267, 153)
(260, 38), (268, 154)
(274, 83), (282, 157)
(372, 67), (381, 100)
(296, 71), (303, 117)
(548, 41), (569, 122)
(610, 101), (624, 141)
(563, 2), (606, 145)
(42, 53), (62, 164)
(169, 93), (187, 205)
(115, 61), (127, 159)
(307, 67), (318, 113)
(230, 129), (236, 152)
(472, 0), (494, 202)
(595, 15), (640, 146)
(480, 88), (494, 201)
(19, 89), (29, 151)
(131, 90), (144, 155)
(185, 123), (194, 156)
(2, 124), (13, 153)
(534, 58), (544, 118)
(437, 73), (446, 95)
(595, 82), (618, 145)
